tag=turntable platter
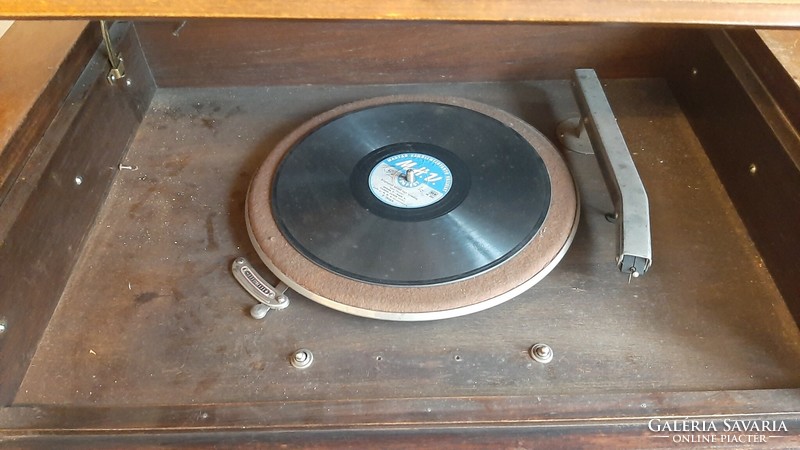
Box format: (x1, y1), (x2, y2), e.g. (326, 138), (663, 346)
(247, 95), (578, 320)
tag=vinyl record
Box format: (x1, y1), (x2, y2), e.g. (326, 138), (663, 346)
(247, 95), (578, 320)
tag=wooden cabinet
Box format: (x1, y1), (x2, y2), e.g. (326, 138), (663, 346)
(1, 4), (799, 447)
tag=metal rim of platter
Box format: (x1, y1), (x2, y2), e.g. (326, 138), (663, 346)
(246, 95), (579, 321)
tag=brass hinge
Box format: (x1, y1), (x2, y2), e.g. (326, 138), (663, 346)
(100, 20), (125, 85)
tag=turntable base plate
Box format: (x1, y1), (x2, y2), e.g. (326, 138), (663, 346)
(17, 80), (800, 407)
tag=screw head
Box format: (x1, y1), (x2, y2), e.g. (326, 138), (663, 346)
(74, 175), (83, 186)
(749, 163), (758, 175)
(291, 349), (313, 369)
(530, 343), (553, 364)
(0, 318), (7, 334)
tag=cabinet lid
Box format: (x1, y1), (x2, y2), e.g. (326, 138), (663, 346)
(1, 0), (800, 27)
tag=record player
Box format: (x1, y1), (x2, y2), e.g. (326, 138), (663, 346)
(236, 74), (650, 321)
(1, 7), (799, 447)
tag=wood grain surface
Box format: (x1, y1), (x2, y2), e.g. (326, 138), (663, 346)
(15, 80), (800, 410)
(2, 390), (799, 448)
(1, 0), (800, 27)
(734, 29), (800, 142)
(0, 23), (155, 405)
(135, 21), (697, 87)
(757, 29), (800, 92)
(668, 31), (800, 323)
(0, 21), (97, 204)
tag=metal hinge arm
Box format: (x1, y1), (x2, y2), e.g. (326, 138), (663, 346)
(100, 20), (126, 84)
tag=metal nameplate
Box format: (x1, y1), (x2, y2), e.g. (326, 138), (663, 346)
(231, 257), (289, 310)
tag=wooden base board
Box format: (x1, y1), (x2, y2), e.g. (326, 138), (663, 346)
(3, 390), (799, 448)
(13, 80), (800, 411)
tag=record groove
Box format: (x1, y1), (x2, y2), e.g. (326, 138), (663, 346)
(271, 102), (551, 285)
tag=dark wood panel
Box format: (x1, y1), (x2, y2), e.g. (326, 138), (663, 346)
(135, 21), (696, 87)
(0, 23), (156, 405)
(668, 31), (800, 323)
(0, 21), (98, 204)
(5, 389), (800, 431)
(16, 80), (800, 409)
(757, 30), (800, 94)
(729, 30), (800, 142)
(2, 390), (799, 447)
(10, 429), (800, 450)
(2, 0), (800, 27)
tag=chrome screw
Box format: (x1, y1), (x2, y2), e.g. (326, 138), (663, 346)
(0, 317), (7, 335)
(530, 343), (553, 364)
(74, 175), (83, 186)
(291, 349), (313, 369)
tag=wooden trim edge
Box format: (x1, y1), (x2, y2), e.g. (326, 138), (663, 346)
(0, 21), (98, 205)
(1, 389), (798, 447)
(2, 1), (800, 28)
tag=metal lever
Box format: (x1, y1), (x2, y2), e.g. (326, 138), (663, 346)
(232, 257), (289, 319)
(570, 69), (652, 277)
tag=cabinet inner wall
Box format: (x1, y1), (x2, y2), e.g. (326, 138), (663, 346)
(134, 21), (698, 87)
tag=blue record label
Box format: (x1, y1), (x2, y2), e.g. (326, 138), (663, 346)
(368, 152), (453, 208)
